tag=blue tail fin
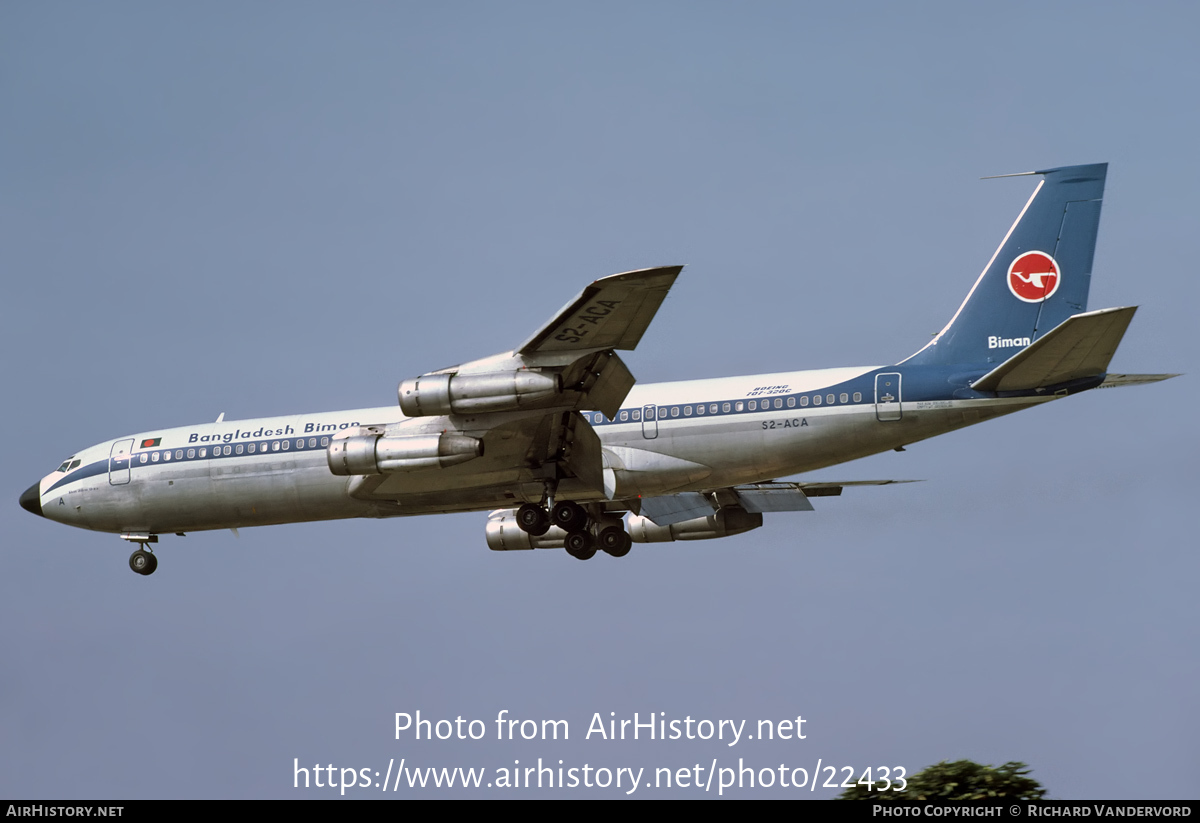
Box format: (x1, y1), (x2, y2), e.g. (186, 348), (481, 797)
(905, 163), (1107, 368)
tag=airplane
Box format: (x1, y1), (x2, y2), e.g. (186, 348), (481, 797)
(19, 162), (1176, 575)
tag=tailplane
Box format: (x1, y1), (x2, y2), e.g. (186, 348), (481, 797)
(905, 163), (1107, 368)
(970, 305), (1136, 392)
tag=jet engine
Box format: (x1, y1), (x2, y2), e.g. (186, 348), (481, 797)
(398, 371), (561, 416)
(485, 513), (568, 551)
(327, 432), (483, 476)
(627, 506), (763, 542)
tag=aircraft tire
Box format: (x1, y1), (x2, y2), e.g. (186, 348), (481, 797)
(564, 530), (595, 560)
(128, 550), (157, 576)
(552, 501), (588, 533)
(601, 529), (632, 558)
(516, 503), (550, 535)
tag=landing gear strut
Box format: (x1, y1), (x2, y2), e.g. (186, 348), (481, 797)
(121, 533), (160, 576)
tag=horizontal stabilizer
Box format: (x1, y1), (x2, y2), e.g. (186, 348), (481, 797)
(1097, 373), (1181, 389)
(971, 306), (1137, 393)
(637, 480), (918, 526)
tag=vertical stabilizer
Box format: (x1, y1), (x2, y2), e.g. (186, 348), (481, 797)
(905, 163), (1107, 367)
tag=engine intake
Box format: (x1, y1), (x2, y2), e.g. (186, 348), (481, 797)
(398, 371), (561, 416)
(327, 433), (483, 476)
(627, 506), (763, 542)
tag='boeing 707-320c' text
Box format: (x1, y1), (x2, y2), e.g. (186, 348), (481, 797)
(20, 163), (1176, 575)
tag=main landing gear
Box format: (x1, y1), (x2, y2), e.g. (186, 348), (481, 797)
(515, 501), (633, 561)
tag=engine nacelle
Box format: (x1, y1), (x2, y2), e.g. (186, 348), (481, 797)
(327, 432), (483, 476)
(398, 371), (562, 416)
(485, 513), (568, 551)
(627, 506), (763, 542)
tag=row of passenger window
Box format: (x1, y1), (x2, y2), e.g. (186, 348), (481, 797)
(136, 437), (332, 464)
(589, 392), (865, 424)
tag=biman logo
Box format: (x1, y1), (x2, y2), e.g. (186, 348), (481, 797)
(1007, 251), (1061, 303)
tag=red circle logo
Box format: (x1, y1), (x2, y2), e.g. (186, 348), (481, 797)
(1007, 251), (1061, 303)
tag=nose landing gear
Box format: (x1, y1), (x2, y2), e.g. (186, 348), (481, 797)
(120, 533), (160, 576)
(128, 549), (158, 576)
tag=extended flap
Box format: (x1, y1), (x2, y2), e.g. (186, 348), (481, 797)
(582, 352), (636, 419)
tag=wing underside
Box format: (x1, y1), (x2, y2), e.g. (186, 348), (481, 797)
(346, 409), (609, 509)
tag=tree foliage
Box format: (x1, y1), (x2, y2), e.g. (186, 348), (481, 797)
(838, 760), (1047, 801)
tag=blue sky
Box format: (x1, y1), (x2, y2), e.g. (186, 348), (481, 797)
(2, 2), (1197, 798)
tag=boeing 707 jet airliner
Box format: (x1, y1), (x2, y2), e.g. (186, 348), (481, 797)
(19, 163), (1174, 575)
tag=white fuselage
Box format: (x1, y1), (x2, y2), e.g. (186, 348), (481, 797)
(32, 364), (1044, 536)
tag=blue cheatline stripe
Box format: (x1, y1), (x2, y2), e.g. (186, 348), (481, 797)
(40, 392), (871, 496)
(42, 460), (108, 495)
(590, 380), (879, 426)
(40, 434), (336, 496)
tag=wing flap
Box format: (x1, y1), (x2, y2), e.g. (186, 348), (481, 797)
(580, 351), (636, 419)
(638, 492), (714, 525)
(736, 484), (815, 513)
(560, 411), (605, 497)
(637, 480), (917, 526)
(971, 306), (1138, 393)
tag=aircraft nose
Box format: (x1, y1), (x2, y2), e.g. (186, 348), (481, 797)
(19, 483), (43, 517)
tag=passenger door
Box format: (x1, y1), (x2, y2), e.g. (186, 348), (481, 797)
(875, 373), (902, 422)
(108, 439), (134, 485)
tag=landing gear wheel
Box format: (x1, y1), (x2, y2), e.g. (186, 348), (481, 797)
(564, 530), (596, 560)
(516, 503), (550, 536)
(552, 501), (588, 533)
(129, 550), (157, 576)
(599, 527), (632, 558)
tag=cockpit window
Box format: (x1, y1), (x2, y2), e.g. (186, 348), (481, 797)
(56, 458), (80, 473)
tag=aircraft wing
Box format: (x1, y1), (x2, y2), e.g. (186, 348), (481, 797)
(346, 409), (609, 508)
(518, 266), (682, 354)
(636, 480), (919, 526)
(358, 268), (684, 508)
(402, 266), (683, 421)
